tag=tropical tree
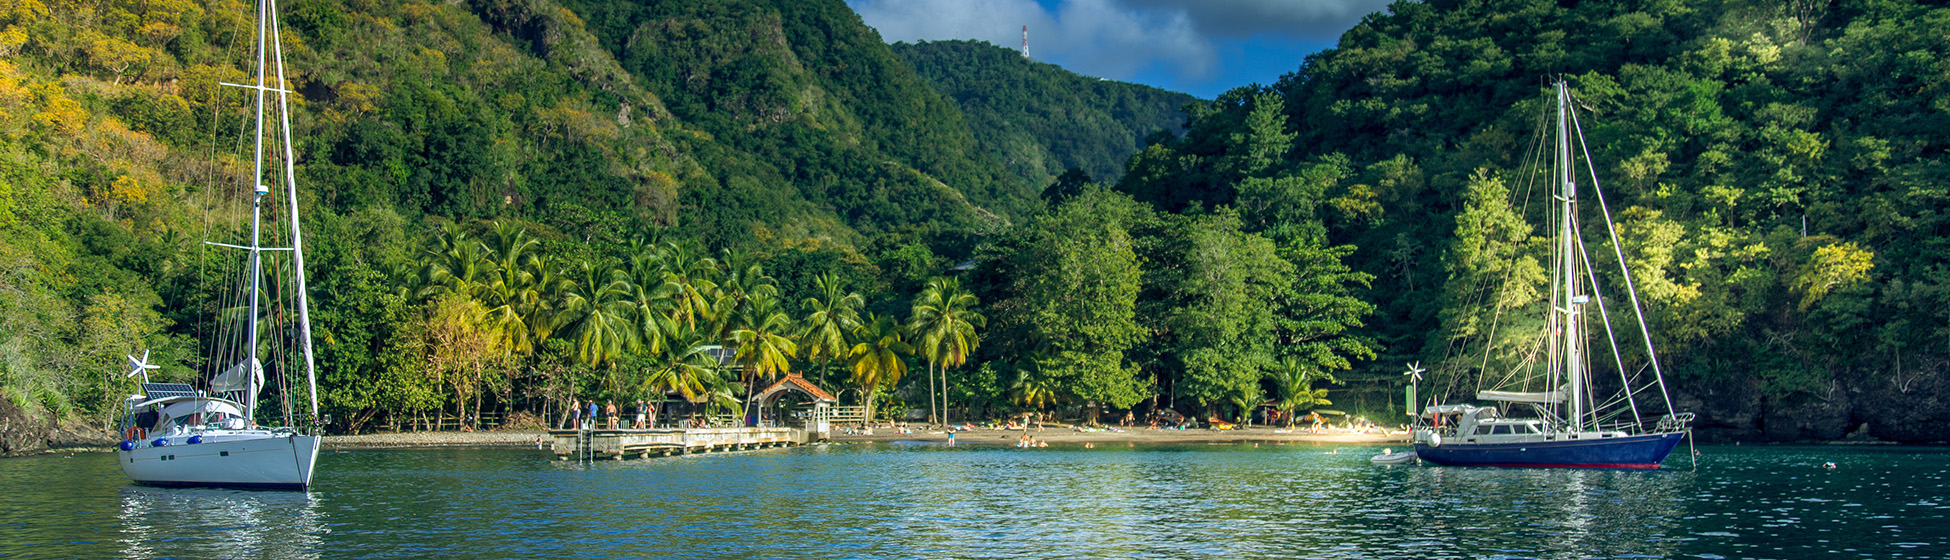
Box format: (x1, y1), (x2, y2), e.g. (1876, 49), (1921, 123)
(479, 221), (540, 356)
(640, 323), (721, 404)
(556, 259), (637, 369)
(420, 223), (489, 298)
(910, 277), (984, 425)
(847, 313), (911, 421)
(1266, 356), (1337, 427)
(799, 272), (864, 387)
(731, 293), (798, 390)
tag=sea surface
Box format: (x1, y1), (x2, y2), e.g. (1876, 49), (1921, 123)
(1, 441), (1945, 559)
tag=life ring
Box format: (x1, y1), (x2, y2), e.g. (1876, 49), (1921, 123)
(124, 426), (147, 441)
(1429, 433), (1442, 447)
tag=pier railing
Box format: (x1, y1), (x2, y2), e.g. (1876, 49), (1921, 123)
(547, 426), (804, 460)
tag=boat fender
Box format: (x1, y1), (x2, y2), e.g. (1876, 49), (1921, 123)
(187, 435), (202, 444)
(119, 440), (135, 451)
(1429, 433), (1442, 447)
(152, 438), (170, 447)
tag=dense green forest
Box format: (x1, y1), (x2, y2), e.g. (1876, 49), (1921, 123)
(893, 39), (1199, 189)
(1117, 0), (1950, 442)
(4, 0), (1949, 449)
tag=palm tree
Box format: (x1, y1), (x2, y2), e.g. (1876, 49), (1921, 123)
(421, 223), (487, 299)
(731, 293), (797, 390)
(1267, 356), (1338, 427)
(625, 249), (684, 358)
(909, 278), (984, 426)
(641, 323), (720, 404)
(799, 273), (863, 388)
(847, 313), (910, 422)
(556, 259), (637, 368)
(1010, 365), (1059, 411)
(479, 221), (539, 355)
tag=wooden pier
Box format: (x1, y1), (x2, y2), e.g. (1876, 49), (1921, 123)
(548, 427), (809, 460)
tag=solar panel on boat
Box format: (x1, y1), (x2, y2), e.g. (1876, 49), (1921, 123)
(141, 383), (201, 399)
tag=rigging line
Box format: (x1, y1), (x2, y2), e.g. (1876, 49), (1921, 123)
(1567, 91), (1678, 418)
(1460, 90), (1558, 397)
(1573, 212), (1646, 428)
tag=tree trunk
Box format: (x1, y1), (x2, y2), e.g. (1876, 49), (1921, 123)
(940, 366), (950, 426)
(925, 361), (938, 425)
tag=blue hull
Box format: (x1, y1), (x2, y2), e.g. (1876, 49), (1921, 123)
(1414, 432), (1684, 469)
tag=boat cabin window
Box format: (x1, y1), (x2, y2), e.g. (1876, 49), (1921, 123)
(1526, 424), (1542, 434)
(1473, 426), (1494, 435)
(1490, 425), (1513, 435)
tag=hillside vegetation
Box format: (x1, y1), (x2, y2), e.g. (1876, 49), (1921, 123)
(894, 39), (1199, 189)
(1119, 0), (1950, 441)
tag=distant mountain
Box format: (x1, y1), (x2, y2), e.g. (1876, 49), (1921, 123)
(893, 40), (1199, 190)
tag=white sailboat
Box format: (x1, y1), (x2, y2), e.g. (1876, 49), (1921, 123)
(1412, 80), (1693, 469)
(112, 0), (322, 490)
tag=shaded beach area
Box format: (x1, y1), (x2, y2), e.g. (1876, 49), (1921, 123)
(319, 425), (1408, 450)
(830, 425), (1409, 446)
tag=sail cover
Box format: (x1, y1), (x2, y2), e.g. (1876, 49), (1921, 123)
(160, 399), (244, 421)
(1477, 387), (1568, 403)
(211, 359), (263, 393)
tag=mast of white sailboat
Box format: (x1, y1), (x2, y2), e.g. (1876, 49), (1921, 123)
(1557, 80), (1585, 433)
(244, 0), (272, 425)
(267, 0), (319, 426)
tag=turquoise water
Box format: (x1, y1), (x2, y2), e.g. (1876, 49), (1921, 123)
(2, 442), (1946, 559)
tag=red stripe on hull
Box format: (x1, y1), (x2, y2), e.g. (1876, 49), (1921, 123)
(1470, 463), (1662, 469)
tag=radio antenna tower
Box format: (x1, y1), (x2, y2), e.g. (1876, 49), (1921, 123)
(1022, 25), (1029, 58)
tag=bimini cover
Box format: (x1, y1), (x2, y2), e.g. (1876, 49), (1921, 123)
(159, 399), (244, 423)
(1477, 385), (1568, 404)
(210, 359), (263, 393)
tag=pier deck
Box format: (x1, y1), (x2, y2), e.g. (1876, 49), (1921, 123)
(548, 427), (807, 460)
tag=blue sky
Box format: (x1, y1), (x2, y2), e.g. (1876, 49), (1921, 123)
(845, 0), (1398, 99)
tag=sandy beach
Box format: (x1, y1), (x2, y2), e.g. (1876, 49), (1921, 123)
(324, 430), (548, 449)
(321, 425), (1407, 449)
(830, 425), (1409, 446)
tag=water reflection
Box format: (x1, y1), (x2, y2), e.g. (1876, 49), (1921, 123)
(117, 486), (325, 559)
(3, 444), (1945, 558)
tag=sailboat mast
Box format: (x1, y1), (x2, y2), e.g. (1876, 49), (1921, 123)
(244, 0), (272, 424)
(267, 0), (320, 425)
(1557, 81), (1585, 432)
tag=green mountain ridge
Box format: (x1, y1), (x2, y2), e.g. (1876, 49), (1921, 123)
(892, 39), (1200, 189)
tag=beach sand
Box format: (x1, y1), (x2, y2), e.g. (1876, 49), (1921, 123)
(830, 425), (1409, 446)
(322, 425), (1409, 449)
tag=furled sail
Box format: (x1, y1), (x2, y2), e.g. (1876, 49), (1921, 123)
(1477, 386), (1568, 404)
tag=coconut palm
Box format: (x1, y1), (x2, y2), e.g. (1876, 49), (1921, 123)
(479, 221), (540, 355)
(625, 250), (684, 358)
(556, 259), (637, 368)
(641, 323), (721, 404)
(1267, 356), (1337, 427)
(421, 223), (487, 298)
(799, 273), (863, 387)
(909, 278), (984, 426)
(731, 293), (797, 389)
(1010, 365), (1059, 411)
(847, 313), (910, 422)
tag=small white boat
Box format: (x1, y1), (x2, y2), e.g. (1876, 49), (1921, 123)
(1371, 448), (1418, 464)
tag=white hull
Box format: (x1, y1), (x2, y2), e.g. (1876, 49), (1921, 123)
(117, 431), (319, 490)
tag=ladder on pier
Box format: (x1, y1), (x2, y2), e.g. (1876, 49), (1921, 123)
(577, 428), (594, 462)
